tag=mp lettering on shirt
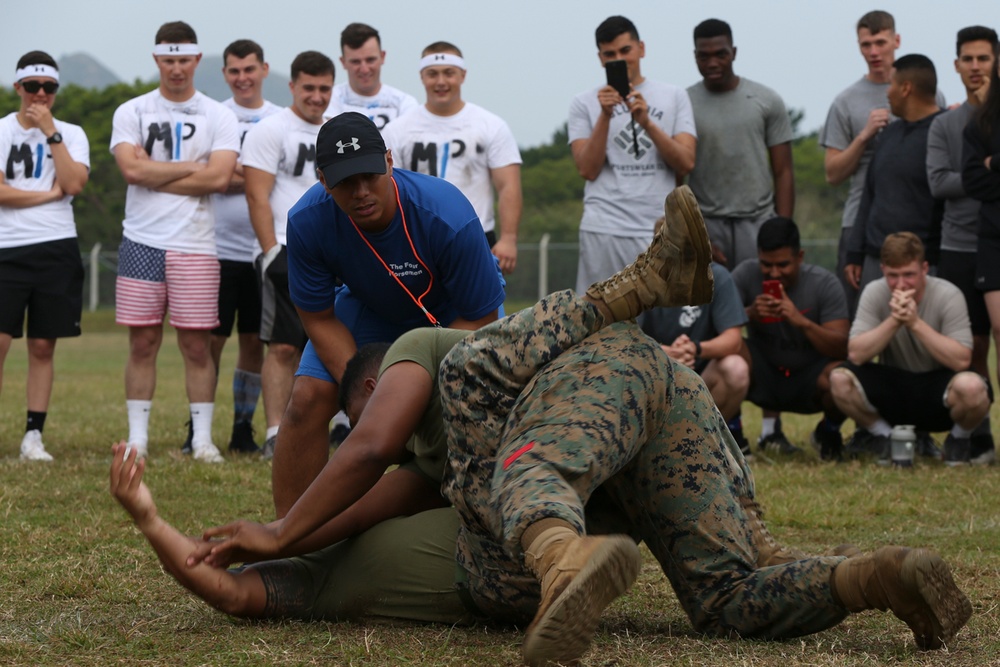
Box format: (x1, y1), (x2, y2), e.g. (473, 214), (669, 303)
(5, 140), (44, 179)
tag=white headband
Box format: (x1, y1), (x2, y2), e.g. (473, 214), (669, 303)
(15, 64), (59, 82)
(419, 53), (466, 72)
(153, 43), (202, 56)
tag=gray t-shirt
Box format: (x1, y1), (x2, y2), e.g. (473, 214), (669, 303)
(927, 102), (981, 252)
(731, 260), (848, 372)
(568, 79), (697, 237)
(686, 78), (793, 218)
(639, 263), (747, 370)
(851, 275), (972, 372)
(819, 77), (891, 230)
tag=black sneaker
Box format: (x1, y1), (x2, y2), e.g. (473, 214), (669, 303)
(915, 431), (942, 460)
(758, 431), (801, 454)
(228, 421), (260, 454)
(181, 419), (193, 455)
(811, 423), (843, 461)
(845, 429), (890, 462)
(971, 433), (995, 465)
(943, 434), (971, 467)
(329, 424), (351, 447)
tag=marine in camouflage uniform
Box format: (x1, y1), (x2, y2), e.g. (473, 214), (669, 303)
(439, 289), (849, 636)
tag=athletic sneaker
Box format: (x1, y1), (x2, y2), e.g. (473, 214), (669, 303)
(180, 419), (193, 455)
(228, 421), (260, 454)
(522, 534), (641, 666)
(811, 423), (843, 461)
(943, 434), (971, 467)
(192, 441), (224, 463)
(758, 430), (801, 455)
(970, 433), (995, 465)
(125, 441), (148, 459)
(261, 435), (277, 460)
(20, 430), (53, 462)
(845, 428), (890, 461)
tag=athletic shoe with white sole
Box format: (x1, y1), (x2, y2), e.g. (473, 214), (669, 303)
(20, 429), (53, 462)
(192, 442), (224, 463)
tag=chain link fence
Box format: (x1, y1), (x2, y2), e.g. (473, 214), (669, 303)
(81, 237), (840, 311)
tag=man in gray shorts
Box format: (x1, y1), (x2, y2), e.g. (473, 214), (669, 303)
(687, 18), (794, 270)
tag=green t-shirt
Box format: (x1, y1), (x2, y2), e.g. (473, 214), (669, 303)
(378, 327), (471, 484)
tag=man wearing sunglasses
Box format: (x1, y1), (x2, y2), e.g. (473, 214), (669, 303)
(0, 51), (90, 461)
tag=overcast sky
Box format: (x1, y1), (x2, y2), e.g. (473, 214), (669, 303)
(3, 0), (997, 147)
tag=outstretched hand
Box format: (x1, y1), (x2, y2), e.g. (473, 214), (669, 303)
(109, 441), (157, 530)
(185, 517), (284, 569)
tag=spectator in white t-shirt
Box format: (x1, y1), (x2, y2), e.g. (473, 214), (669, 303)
(383, 41), (522, 273)
(0, 50), (90, 461)
(110, 21), (239, 463)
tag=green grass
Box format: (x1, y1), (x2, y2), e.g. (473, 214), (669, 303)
(1, 309), (999, 666)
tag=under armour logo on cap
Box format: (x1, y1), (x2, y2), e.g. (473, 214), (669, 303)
(316, 112), (388, 187)
(337, 138), (361, 153)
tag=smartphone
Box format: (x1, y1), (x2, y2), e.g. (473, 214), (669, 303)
(760, 280), (782, 323)
(604, 60), (630, 100)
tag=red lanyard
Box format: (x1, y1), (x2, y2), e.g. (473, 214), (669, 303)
(348, 177), (441, 327)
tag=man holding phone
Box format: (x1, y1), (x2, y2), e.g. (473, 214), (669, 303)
(568, 15), (697, 294)
(731, 217), (850, 459)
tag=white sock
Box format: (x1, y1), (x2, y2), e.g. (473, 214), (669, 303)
(951, 424), (973, 438)
(869, 419), (892, 437)
(126, 400), (152, 445)
(760, 418), (776, 438)
(265, 425), (279, 440)
(332, 410), (351, 428)
(190, 402), (214, 447)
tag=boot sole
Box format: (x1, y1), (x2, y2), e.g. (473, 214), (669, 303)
(665, 186), (713, 305)
(903, 549), (973, 649)
(522, 537), (641, 666)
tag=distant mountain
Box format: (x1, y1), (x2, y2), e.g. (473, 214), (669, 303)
(194, 55), (292, 106)
(58, 52), (121, 89)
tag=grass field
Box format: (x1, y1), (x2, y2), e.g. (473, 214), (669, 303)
(1, 309), (999, 666)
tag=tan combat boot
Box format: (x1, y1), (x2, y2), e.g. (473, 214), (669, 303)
(586, 185), (713, 322)
(522, 534), (641, 666)
(831, 546), (972, 649)
(740, 497), (809, 567)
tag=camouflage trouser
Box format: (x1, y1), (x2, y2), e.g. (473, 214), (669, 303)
(439, 290), (849, 637)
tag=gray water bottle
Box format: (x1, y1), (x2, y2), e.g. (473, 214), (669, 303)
(890, 425), (916, 468)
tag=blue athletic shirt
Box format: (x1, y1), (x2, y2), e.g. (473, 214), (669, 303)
(287, 168), (505, 338)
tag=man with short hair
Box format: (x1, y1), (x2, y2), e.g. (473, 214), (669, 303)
(332, 22), (418, 129)
(269, 112), (505, 517)
(640, 259), (750, 452)
(242, 51), (335, 458)
(731, 217), (849, 459)
(193, 39), (281, 456)
(111, 21), (240, 462)
(687, 18), (794, 270)
(569, 15), (697, 293)
(383, 41), (522, 273)
(845, 54), (945, 294)
(0, 51), (89, 461)
(926, 26), (998, 464)
(831, 233), (991, 465)
(821, 11), (900, 315)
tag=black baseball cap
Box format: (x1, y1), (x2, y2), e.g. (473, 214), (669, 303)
(316, 112), (387, 187)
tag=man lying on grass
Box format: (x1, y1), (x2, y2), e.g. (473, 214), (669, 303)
(114, 188), (973, 665)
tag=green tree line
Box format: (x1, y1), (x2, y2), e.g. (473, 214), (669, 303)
(1, 83), (847, 249)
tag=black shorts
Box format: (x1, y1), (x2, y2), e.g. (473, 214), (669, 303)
(257, 246), (307, 349)
(975, 235), (1000, 292)
(939, 250), (989, 336)
(745, 338), (830, 414)
(838, 361), (991, 432)
(0, 238), (84, 339)
(213, 260), (261, 337)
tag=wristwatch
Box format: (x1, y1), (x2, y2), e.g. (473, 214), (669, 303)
(694, 340), (702, 359)
(46, 132), (63, 145)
